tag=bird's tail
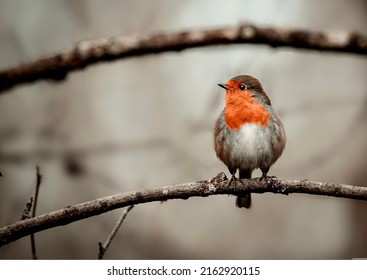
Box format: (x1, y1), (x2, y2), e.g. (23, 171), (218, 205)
(236, 169), (252, 209)
(235, 194), (251, 208)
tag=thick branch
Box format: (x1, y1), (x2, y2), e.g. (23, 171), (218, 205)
(1, 173), (367, 247)
(1, 23), (367, 93)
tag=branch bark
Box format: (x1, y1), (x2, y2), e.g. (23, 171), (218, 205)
(1, 23), (366, 93)
(1, 172), (367, 247)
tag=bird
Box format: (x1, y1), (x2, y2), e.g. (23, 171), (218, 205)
(214, 75), (286, 208)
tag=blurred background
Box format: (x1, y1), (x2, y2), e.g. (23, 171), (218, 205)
(0, 0), (367, 259)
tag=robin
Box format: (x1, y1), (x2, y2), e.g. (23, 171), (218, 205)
(214, 75), (286, 208)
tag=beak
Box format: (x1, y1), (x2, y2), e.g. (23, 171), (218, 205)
(218, 83), (230, 90)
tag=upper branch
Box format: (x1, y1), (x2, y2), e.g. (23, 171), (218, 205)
(0, 172), (366, 247)
(1, 23), (367, 93)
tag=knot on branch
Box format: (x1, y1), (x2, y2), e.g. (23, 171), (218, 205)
(204, 172), (228, 195)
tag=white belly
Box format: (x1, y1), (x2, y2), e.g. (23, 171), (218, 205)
(226, 123), (273, 170)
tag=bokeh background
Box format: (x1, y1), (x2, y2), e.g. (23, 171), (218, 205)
(0, 0), (367, 259)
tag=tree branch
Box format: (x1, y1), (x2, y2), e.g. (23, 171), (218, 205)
(1, 172), (366, 247)
(1, 23), (366, 93)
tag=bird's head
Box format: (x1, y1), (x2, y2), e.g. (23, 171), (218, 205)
(218, 75), (271, 106)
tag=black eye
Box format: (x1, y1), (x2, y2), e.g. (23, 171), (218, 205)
(239, 84), (246, 90)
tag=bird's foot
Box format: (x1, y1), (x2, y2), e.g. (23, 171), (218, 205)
(260, 173), (277, 180)
(260, 174), (277, 186)
(227, 174), (238, 195)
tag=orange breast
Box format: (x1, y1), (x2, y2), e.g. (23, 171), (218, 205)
(225, 90), (270, 130)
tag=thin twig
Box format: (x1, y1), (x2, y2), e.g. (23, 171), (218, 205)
(98, 205), (134, 259)
(1, 172), (367, 247)
(30, 166), (42, 259)
(0, 23), (366, 93)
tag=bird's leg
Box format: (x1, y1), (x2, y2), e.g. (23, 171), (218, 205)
(260, 167), (270, 181)
(260, 173), (267, 181)
(260, 167), (277, 186)
(227, 168), (237, 191)
(228, 174), (236, 187)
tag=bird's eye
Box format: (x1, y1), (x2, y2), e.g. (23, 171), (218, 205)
(239, 84), (246, 90)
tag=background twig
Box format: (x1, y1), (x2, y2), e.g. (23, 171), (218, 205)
(1, 172), (366, 247)
(0, 23), (366, 93)
(30, 166), (42, 259)
(98, 205), (134, 260)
